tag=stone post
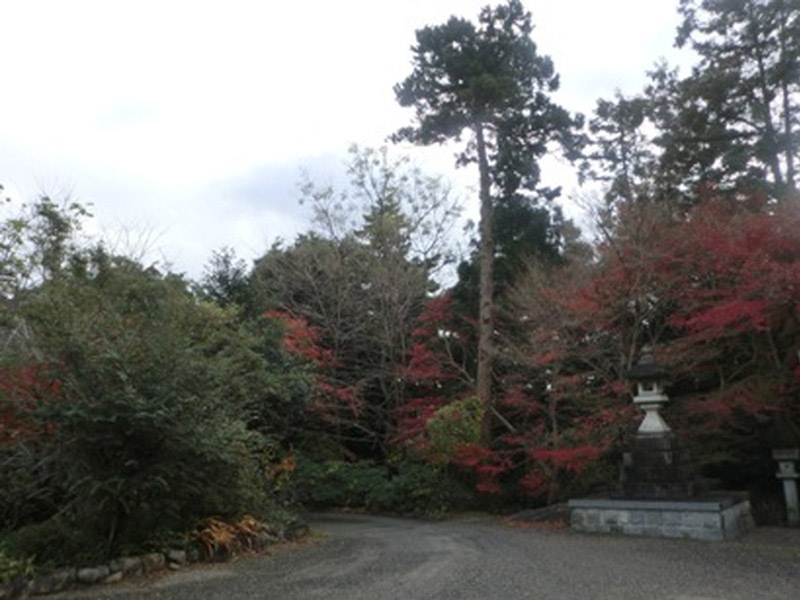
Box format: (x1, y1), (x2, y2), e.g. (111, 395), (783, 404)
(773, 448), (799, 526)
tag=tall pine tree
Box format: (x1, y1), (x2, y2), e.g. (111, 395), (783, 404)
(393, 0), (581, 442)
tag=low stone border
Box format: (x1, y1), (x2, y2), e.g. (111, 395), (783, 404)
(0, 520), (310, 599)
(568, 496), (754, 540)
(0, 548), (187, 599)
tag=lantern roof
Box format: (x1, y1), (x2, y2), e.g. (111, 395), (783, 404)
(768, 418), (800, 449)
(627, 346), (669, 381)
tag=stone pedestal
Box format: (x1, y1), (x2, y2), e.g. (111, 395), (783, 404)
(567, 433), (751, 540)
(620, 432), (695, 499)
(616, 350), (698, 499)
(568, 496), (754, 541)
(568, 348), (753, 540)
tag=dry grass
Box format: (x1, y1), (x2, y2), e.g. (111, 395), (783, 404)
(189, 515), (280, 560)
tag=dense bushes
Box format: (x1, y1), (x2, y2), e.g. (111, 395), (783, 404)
(290, 456), (472, 517)
(0, 201), (314, 565)
(2, 256), (293, 560)
(0, 196), (478, 571)
(0, 544), (33, 585)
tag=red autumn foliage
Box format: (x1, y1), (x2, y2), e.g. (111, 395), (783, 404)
(394, 294), (473, 447)
(392, 395), (448, 445)
(266, 309), (335, 367)
(528, 445), (604, 473)
(395, 283), (627, 499)
(495, 380), (539, 414)
(0, 363), (61, 443)
(454, 444), (510, 494)
(312, 376), (361, 416)
(383, 194), (800, 500)
(518, 469), (548, 496)
(405, 343), (453, 382)
(267, 310), (360, 420)
(498, 194), (800, 500)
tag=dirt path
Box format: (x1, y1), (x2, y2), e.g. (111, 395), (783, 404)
(51, 513), (800, 599)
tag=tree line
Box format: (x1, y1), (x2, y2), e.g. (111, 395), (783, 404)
(2, 0), (800, 574)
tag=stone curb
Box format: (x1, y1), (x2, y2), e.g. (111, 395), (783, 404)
(0, 518), (309, 599)
(0, 548), (185, 599)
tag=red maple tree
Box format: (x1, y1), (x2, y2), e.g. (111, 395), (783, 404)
(0, 363), (61, 443)
(267, 309), (361, 427)
(399, 194), (800, 501)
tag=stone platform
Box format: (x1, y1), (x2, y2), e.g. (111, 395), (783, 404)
(568, 496), (754, 541)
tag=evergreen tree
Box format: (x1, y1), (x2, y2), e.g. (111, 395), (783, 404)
(663, 0), (799, 200)
(393, 0), (582, 443)
(581, 93), (656, 208)
(198, 246), (251, 310)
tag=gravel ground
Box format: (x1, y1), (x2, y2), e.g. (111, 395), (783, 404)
(50, 513), (800, 600)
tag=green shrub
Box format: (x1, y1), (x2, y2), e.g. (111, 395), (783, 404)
(0, 201), (312, 566)
(423, 397), (482, 464)
(290, 457), (386, 508)
(369, 461), (473, 516)
(4, 516), (101, 567)
(290, 455), (473, 517)
(1, 253), (307, 560)
(0, 546), (33, 585)
(0, 440), (62, 532)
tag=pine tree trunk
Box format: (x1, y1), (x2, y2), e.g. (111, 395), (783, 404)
(750, 7), (786, 191)
(778, 8), (796, 195)
(475, 122), (494, 445)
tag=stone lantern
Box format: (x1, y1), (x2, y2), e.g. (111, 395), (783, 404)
(621, 346), (694, 499)
(627, 347), (671, 436)
(569, 345), (754, 540)
(769, 419), (800, 526)
(773, 449), (799, 525)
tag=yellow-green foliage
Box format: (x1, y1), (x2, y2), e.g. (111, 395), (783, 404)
(424, 397), (482, 464)
(0, 545), (33, 584)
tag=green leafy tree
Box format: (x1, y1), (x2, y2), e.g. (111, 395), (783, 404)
(581, 92), (657, 208)
(13, 253), (302, 557)
(650, 0), (800, 201)
(198, 246), (252, 310)
(584, 1), (800, 209)
(393, 0), (582, 442)
(251, 147), (459, 456)
(1, 197), (88, 318)
(452, 197), (566, 314)
(677, 0), (799, 195)
(1, 202), (309, 561)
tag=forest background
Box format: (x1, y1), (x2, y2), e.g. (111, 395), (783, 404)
(2, 0), (800, 574)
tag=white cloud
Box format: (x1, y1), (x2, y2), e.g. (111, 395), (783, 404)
(0, 0), (693, 277)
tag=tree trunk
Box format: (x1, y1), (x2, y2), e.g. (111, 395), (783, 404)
(475, 122), (494, 445)
(781, 77), (796, 194)
(777, 7), (796, 195)
(749, 3), (786, 191)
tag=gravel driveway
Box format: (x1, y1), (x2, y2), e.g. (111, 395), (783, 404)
(52, 512), (800, 599)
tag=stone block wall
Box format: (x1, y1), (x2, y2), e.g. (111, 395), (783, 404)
(568, 497), (754, 541)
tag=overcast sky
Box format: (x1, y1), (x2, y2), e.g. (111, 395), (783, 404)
(1, 0), (692, 278)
